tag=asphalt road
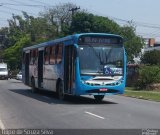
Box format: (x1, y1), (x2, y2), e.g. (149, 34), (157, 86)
(0, 79), (160, 130)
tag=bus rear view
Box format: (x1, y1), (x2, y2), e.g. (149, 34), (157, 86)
(75, 34), (126, 101)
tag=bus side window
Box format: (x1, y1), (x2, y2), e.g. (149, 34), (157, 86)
(30, 50), (38, 65)
(44, 47), (50, 65)
(49, 46), (56, 65)
(56, 44), (63, 64)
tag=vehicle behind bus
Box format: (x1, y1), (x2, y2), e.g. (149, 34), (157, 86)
(22, 33), (126, 102)
(0, 63), (8, 80)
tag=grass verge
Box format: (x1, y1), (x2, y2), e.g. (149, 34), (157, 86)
(124, 88), (160, 102)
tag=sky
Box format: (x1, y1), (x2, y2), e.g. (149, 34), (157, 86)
(0, 0), (160, 41)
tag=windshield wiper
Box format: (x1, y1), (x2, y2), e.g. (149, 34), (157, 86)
(88, 44), (104, 65)
(98, 52), (103, 65)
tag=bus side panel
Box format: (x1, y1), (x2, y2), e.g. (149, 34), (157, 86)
(43, 65), (58, 92)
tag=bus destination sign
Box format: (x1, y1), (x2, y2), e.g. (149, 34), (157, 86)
(78, 36), (122, 45)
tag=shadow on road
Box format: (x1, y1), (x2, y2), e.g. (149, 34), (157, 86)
(9, 79), (23, 83)
(9, 89), (118, 105)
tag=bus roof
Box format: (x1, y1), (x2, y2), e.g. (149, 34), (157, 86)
(23, 33), (122, 51)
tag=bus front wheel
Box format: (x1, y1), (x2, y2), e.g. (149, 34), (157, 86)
(58, 81), (65, 100)
(94, 95), (104, 102)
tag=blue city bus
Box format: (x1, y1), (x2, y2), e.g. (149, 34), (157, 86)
(22, 33), (126, 101)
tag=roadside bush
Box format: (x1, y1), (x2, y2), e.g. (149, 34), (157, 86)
(135, 65), (160, 90)
(141, 50), (160, 65)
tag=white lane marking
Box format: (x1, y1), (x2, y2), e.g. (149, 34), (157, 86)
(0, 119), (5, 129)
(85, 111), (105, 119)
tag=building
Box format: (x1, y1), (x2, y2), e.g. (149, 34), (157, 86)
(143, 38), (160, 52)
(133, 38), (160, 64)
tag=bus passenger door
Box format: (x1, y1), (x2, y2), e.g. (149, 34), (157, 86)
(38, 50), (44, 88)
(64, 45), (76, 94)
(24, 53), (30, 85)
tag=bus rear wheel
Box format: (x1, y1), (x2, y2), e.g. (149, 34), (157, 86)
(58, 81), (65, 100)
(94, 95), (104, 102)
(31, 78), (38, 93)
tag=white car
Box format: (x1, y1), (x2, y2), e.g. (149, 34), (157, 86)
(0, 63), (8, 80)
(16, 71), (22, 80)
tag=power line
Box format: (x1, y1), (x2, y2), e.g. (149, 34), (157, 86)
(0, 9), (13, 15)
(0, 17), (8, 20)
(89, 8), (160, 29)
(137, 32), (160, 37)
(2, 5), (37, 16)
(0, 3), (46, 8)
(27, 0), (50, 6)
(0, 20), (7, 22)
(8, 0), (50, 8)
(8, 0), (30, 5)
(135, 21), (160, 27)
(87, 8), (160, 39)
(109, 16), (160, 29)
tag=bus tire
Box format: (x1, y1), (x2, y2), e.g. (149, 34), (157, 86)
(94, 95), (104, 102)
(31, 78), (38, 93)
(58, 81), (65, 100)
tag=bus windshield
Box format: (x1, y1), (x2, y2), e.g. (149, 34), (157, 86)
(78, 45), (124, 76)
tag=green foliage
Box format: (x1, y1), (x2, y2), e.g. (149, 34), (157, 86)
(0, 12), (56, 50)
(69, 12), (121, 34)
(69, 12), (94, 33)
(124, 89), (160, 102)
(69, 12), (144, 62)
(141, 50), (160, 65)
(3, 36), (31, 70)
(135, 65), (160, 89)
(1, 12), (57, 69)
(40, 3), (76, 36)
(120, 25), (144, 62)
(0, 3), (144, 69)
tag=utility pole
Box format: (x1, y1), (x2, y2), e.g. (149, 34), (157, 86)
(69, 7), (80, 17)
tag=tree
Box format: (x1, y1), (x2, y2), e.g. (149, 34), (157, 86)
(69, 12), (121, 34)
(40, 3), (76, 36)
(3, 36), (31, 70)
(1, 12), (58, 69)
(120, 24), (144, 62)
(7, 12), (56, 43)
(69, 12), (144, 62)
(69, 12), (94, 33)
(0, 3), (144, 67)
